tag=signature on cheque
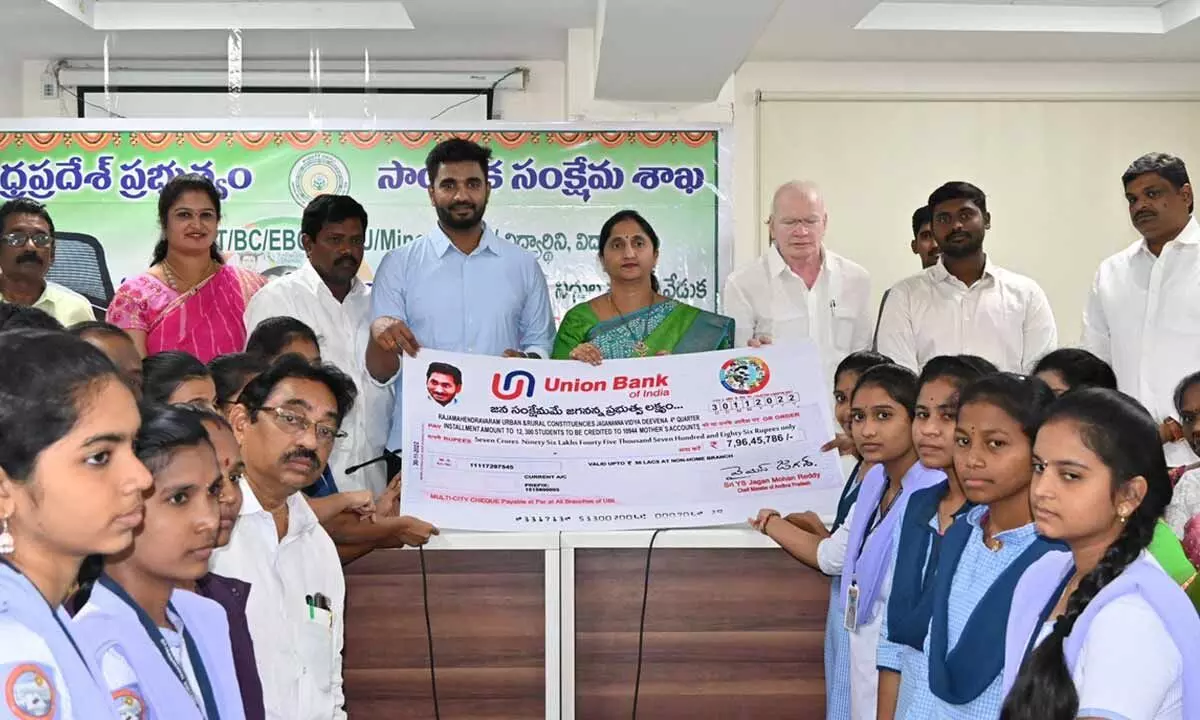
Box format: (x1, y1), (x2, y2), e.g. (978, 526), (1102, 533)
(720, 457), (816, 480)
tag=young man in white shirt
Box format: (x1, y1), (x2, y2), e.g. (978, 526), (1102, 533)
(872, 205), (940, 350)
(1082, 152), (1200, 466)
(245, 194), (393, 497)
(209, 356), (359, 720)
(876, 181), (1057, 373)
(721, 180), (873, 381)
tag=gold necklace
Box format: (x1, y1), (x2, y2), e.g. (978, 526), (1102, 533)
(161, 258), (217, 293)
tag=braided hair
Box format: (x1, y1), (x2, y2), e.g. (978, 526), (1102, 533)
(1000, 388), (1173, 720)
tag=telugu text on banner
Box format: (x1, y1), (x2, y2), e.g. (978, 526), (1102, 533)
(0, 125), (725, 319)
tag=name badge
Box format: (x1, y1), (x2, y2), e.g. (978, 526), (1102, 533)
(844, 582), (859, 632)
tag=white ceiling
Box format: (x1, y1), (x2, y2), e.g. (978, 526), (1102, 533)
(1, 0), (594, 61)
(6, 0), (1200, 67)
(750, 0), (1200, 60)
(889, 0), (1169, 5)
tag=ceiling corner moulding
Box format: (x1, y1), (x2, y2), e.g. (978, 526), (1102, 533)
(40, 0), (95, 25)
(1160, 0), (1200, 32)
(86, 1), (414, 31)
(857, 2), (1165, 34)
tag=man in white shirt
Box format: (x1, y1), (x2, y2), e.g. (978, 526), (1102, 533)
(872, 205), (940, 350)
(876, 181), (1057, 373)
(210, 355), (358, 720)
(722, 180), (873, 381)
(245, 194), (393, 496)
(1082, 152), (1200, 466)
(0, 198), (95, 327)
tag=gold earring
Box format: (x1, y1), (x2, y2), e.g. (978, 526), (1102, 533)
(1117, 510), (1128, 524)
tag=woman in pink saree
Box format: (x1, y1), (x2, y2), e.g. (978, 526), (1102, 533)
(108, 173), (265, 363)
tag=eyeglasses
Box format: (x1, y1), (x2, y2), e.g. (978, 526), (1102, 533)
(776, 217), (822, 228)
(256, 405), (346, 445)
(1, 232), (53, 248)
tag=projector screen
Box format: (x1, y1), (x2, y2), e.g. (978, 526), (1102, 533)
(78, 88), (491, 121)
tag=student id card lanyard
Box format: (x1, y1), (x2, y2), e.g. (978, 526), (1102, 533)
(844, 485), (900, 632)
(98, 575), (220, 720)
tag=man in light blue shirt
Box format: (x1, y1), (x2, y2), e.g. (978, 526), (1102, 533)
(367, 138), (555, 467)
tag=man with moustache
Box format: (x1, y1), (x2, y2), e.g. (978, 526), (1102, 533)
(0, 198), (94, 326)
(245, 194), (393, 496)
(426, 362), (463, 406)
(722, 180), (874, 382)
(209, 355), (359, 720)
(367, 138), (555, 478)
(1083, 152), (1200, 465)
(876, 181), (1057, 372)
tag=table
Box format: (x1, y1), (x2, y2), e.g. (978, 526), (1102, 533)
(343, 528), (831, 719)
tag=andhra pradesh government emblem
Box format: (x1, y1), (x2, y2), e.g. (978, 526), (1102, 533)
(5, 664), (55, 719)
(112, 687), (147, 720)
(289, 151), (351, 207)
(719, 356), (771, 395)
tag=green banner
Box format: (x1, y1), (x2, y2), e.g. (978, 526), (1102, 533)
(0, 127), (724, 316)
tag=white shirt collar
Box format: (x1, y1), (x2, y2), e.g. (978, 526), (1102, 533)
(1138, 215), (1200, 256)
(766, 244), (826, 279)
(295, 261), (366, 302)
(238, 478), (319, 537)
(928, 255), (996, 286)
(431, 222), (499, 258)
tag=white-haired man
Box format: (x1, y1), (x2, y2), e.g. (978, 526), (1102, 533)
(722, 181), (873, 380)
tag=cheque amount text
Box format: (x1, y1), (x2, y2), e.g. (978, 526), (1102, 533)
(726, 432), (791, 448)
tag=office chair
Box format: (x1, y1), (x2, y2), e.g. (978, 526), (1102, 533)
(47, 232), (116, 320)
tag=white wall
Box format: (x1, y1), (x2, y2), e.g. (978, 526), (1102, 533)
(17, 58), (571, 121)
(732, 61), (1200, 274)
(0, 60), (25, 117)
(728, 57), (1200, 350)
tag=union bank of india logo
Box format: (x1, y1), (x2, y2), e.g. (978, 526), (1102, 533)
(492, 370), (535, 400)
(720, 357), (770, 395)
(289, 152), (351, 207)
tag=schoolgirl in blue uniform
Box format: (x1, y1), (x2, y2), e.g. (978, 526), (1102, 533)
(72, 404), (246, 720)
(0, 329), (154, 719)
(749, 350), (891, 720)
(875, 355), (996, 719)
(1002, 389), (1200, 720)
(899, 373), (1059, 718)
(754, 363), (944, 719)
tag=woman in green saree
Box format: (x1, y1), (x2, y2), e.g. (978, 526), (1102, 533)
(552, 209), (734, 362)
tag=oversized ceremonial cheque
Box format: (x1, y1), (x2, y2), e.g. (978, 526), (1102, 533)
(400, 343), (844, 531)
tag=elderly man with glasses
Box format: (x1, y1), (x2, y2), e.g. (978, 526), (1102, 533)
(209, 354), (360, 720)
(722, 180), (874, 382)
(0, 198), (95, 326)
